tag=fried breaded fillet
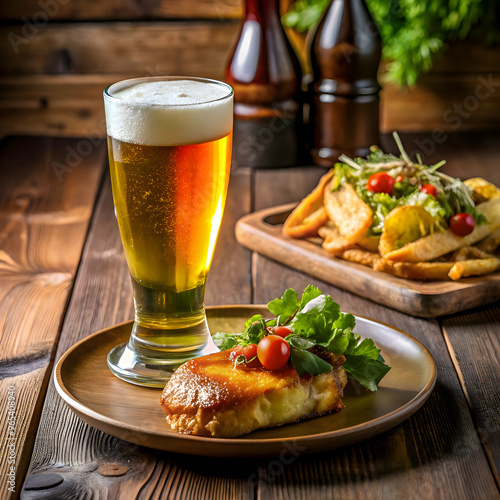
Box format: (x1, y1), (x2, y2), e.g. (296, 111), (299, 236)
(160, 348), (347, 438)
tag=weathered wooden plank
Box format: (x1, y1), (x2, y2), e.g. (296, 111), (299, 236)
(0, 0), (242, 21)
(0, 75), (125, 138)
(24, 167), (253, 498)
(431, 42), (500, 74)
(2, 72), (500, 141)
(0, 22), (238, 75)
(0, 136), (106, 498)
(442, 307), (500, 484)
(0, 369), (48, 500)
(253, 166), (327, 211)
(251, 157), (499, 497)
(0, 137), (105, 355)
(381, 72), (500, 132)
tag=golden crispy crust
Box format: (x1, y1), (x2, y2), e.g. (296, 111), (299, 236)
(160, 348), (347, 437)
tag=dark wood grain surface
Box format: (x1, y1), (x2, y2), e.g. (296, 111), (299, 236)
(0, 0), (242, 19)
(0, 132), (499, 500)
(0, 136), (106, 497)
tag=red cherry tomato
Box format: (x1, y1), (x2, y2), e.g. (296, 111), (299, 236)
(272, 326), (292, 338)
(238, 343), (257, 359)
(450, 213), (475, 236)
(366, 172), (395, 194)
(257, 335), (290, 371)
(232, 343), (261, 368)
(421, 184), (437, 197)
(395, 175), (404, 183)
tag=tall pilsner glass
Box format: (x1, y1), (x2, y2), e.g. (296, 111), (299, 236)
(103, 77), (233, 387)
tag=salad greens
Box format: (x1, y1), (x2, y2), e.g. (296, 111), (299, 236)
(332, 132), (486, 236)
(213, 286), (391, 391)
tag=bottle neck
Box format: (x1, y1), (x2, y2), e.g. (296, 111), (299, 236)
(244, 0), (281, 24)
(225, 0), (302, 103)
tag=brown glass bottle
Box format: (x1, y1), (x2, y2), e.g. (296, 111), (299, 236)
(308, 0), (382, 166)
(225, 0), (303, 168)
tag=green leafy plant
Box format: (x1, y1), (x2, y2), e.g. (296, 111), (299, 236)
(282, 0), (500, 87)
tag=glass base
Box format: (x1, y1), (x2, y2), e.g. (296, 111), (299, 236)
(107, 317), (219, 388)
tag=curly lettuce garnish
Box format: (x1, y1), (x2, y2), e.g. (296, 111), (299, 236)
(213, 286), (391, 391)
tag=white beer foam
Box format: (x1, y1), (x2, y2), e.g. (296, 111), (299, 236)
(104, 79), (233, 146)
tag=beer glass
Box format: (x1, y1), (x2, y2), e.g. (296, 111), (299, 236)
(103, 76), (233, 387)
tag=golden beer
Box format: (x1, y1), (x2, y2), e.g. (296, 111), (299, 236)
(104, 77), (233, 387)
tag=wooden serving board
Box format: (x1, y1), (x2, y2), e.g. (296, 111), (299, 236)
(235, 203), (500, 318)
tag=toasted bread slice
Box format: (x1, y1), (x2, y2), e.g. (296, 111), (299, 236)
(160, 348), (347, 438)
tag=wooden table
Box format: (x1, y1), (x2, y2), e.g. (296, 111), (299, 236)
(1, 132), (499, 500)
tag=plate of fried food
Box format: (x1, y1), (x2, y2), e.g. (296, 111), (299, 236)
(54, 287), (436, 457)
(235, 134), (500, 317)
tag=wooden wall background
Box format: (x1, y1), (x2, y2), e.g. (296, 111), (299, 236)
(0, 0), (499, 139)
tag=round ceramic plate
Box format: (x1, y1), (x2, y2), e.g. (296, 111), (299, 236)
(54, 305), (436, 458)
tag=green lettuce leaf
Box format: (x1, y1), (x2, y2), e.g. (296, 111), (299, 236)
(212, 331), (238, 351)
(333, 312), (356, 331)
(290, 347), (333, 377)
(244, 314), (263, 329)
(289, 294), (340, 342)
(267, 288), (299, 325)
(342, 356), (391, 391)
(321, 328), (350, 354)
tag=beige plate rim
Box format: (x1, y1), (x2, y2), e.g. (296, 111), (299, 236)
(54, 305), (437, 457)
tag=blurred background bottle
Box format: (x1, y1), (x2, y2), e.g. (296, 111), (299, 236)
(225, 0), (303, 168)
(307, 0), (382, 166)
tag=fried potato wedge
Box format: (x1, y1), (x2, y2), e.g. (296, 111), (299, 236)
(382, 198), (500, 262)
(342, 247), (500, 281)
(319, 222), (379, 255)
(340, 249), (454, 280)
(319, 222), (356, 255)
(283, 171), (333, 238)
(464, 177), (500, 204)
(449, 257), (500, 280)
(357, 236), (380, 252)
(475, 228), (500, 254)
(375, 261), (454, 280)
(341, 248), (382, 267)
(323, 181), (373, 244)
(449, 246), (494, 262)
(379, 206), (436, 257)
